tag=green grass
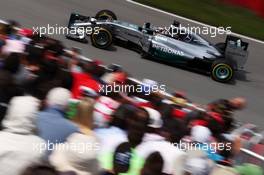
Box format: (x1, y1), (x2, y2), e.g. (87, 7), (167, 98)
(134, 0), (264, 40)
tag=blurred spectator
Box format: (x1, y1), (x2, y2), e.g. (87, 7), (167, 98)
(71, 62), (101, 99)
(37, 88), (79, 152)
(89, 60), (106, 82)
(136, 117), (186, 175)
(0, 23), (6, 35)
(208, 97), (246, 132)
(5, 20), (20, 37)
(21, 165), (60, 175)
(95, 104), (137, 171)
(0, 96), (45, 175)
(162, 117), (187, 144)
(234, 163), (263, 175)
(0, 70), (23, 129)
(72, 97), (95, 135)
(0, 35), (5, 63)
(191, 125), (212, 144)
(2, 39), (25, 55)
(206, 112), (225, 139)
(2, 52), (32, 86)
(68, 47), (82, 73)
(49, 133), (101, 175)
(98, 106), (149, 175)
(183, 156), (214, 175)
(141, 107), (163, 142)
(112, 124), (147, 175)
(3, 52), (21, 74)
(101, 70), (128, 86)
(14, 54), (32, 86)
(18, 28), (33, 44)
(209, 166), (238, 175)
(172, 149), (215, 175)
(93, 96), (120, 128)
(140, 152), (164, 175)
(24, 38), (72, 100)
(189, 125), (227, 163)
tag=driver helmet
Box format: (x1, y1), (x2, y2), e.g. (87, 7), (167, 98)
(172, 20), (180, 27)
(144, 22), (151, 29)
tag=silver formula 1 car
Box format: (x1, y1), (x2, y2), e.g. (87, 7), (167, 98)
(66, 9), (249, 83)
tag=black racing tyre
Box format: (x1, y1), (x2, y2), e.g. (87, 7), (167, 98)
(91, 28), (113, 49)
(95, 10), (117, 20)
(211, 60), (234, 83)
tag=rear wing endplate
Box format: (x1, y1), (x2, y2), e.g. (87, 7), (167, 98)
(224, 35), (249, 70)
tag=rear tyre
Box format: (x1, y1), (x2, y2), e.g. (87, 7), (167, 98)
(211, 60), (234, 83)
(91, 28), (113, 49)
(95, 10), (117, 20)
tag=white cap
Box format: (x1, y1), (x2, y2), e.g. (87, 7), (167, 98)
(143, 107), (163, 128)
(184, 157), (213, 175)
(3, 96), (40, 134)
(191, 126), (212, 143)
(46, 87), (71, 109)
(49, 133), (101, 175)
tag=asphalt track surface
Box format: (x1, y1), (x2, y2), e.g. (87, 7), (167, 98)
(0, 0), (263, 128)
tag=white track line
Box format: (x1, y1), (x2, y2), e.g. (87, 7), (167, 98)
(126, 0), (264, 44)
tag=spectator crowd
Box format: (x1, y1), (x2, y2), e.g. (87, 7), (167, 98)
(0, 20), (263, 175)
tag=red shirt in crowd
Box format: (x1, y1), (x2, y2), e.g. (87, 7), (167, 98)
(71, 72), (101, 99)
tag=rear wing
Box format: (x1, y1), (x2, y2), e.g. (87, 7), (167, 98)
(224, 35), (249, 70)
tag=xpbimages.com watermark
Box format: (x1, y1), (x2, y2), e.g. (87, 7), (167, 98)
(32, 24), (100, 37)
(32, 23), (232, 38)
(156, 24), (232, 38)
(99, 82), (166, 95)
(33, 140), (100, 154)
(170, 140), (232, 153)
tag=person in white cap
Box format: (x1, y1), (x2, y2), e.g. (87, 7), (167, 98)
(37, 87), (80, 154)
(136, 108), (186, 175)
(183, 156), (214, 175)
(49, 133), (101, 175)
(173, 149), (215, 175)
(191, 125), (212, 144)
(0, 96), (45, 175)
(190, 126), (225, 162)
(142, 107), (164, 142)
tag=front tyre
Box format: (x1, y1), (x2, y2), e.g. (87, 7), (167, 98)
(211, 60), (234, 83)
(91, 28), (113, 49)
(95, 10), (117, 20)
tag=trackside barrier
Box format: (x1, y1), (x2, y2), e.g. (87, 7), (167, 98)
(1, 19), (263, 168)
(240, 148), (264, 162)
